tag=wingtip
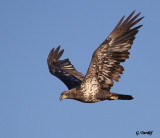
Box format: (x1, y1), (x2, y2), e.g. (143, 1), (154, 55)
(47, 45), (64, 66)
(50, 47), (55, 53)
(132, 10), (136, 14)
(130, 10), (136, 17)
(55, 46), (60, 52)
(57, 45), (61, 49)
(61, 49), (64, 53)
(140, 16), (145, 20)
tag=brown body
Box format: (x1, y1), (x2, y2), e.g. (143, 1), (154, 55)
(60, 87), (133, 103)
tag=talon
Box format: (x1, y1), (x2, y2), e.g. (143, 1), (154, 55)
(110, 96), (118, 100)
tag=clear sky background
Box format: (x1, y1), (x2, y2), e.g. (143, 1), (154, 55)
(0, 0), (160, 138)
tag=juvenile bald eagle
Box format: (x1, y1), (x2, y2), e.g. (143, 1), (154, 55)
(47, 11), (143, 103)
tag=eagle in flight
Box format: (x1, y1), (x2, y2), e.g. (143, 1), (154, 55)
(47, 11), (143, 103)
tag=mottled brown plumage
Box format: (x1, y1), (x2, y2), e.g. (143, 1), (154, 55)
(48, 11), (143, 103)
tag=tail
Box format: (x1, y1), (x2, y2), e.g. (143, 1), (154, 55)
(109, 93), (134, 100)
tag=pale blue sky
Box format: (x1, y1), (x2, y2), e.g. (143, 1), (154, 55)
(0, 0), (160, 138)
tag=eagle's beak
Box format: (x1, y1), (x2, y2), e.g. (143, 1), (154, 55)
(60, 95), (67, 101)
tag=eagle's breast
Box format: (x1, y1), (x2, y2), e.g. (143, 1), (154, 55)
(81, 77), (100, 102)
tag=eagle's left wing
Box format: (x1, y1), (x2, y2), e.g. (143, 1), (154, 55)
(47, 46), (84, 89)
(82, 11), (143, 91)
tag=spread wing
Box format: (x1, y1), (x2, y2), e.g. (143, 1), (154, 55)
(47, 46), (84, 89)
(82, 11), (143, 91)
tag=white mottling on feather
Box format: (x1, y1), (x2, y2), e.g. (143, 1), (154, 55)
(81, 77), (100, 101)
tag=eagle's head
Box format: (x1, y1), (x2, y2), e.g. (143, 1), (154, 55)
(60, 88), (77, 101)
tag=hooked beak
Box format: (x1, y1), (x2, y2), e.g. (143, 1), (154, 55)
(60, 95), (67, 101)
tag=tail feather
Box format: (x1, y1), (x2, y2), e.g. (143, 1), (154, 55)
(117, 94), (134, 100)
(110, 93), (134, 100)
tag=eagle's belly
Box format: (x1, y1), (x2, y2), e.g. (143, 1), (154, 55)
(81, 77), (100, 102)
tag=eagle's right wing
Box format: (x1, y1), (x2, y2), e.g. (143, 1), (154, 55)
(82, 11), (143, 91)
(47, 46), (84, 89)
